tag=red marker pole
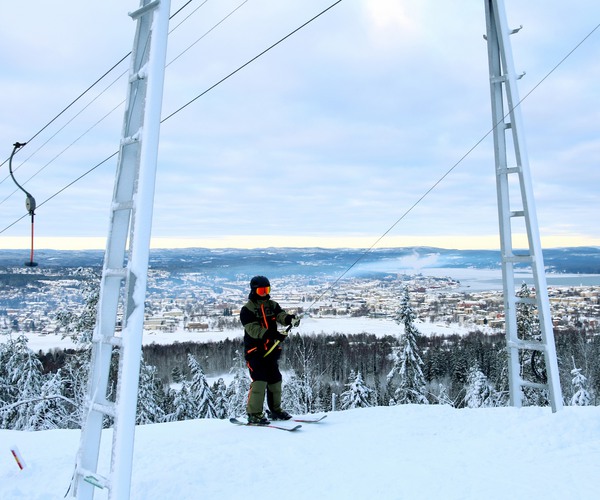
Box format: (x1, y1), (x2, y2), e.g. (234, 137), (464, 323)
(10, 447), (26, 470)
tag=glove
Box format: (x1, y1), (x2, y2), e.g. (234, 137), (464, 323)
(284, 314), (301, 327)
(273, 330), (288, 342)
(265, 324), (287, 342)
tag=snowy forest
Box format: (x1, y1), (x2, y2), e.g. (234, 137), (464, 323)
(1, 285), (598, 431)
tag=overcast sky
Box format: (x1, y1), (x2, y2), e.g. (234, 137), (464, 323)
(0, 0), (598, 250)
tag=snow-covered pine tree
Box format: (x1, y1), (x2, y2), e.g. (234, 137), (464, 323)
(212, 378), (228, 419)
(54, 268), (99, 346)
(288, 334), (323, 413)
(136, 357), (166, 424)
(570, 359), (591, 406)
(386, 287), (429, 405)
(340, 370), (375, 410)
(31, 370), (76, 430)
(171, 366), (184, 384)
(0, 335), (46, 430)
(60, 349), (91, 427)
(188, 353), (217, 419)
(51, 269), (99, 426)
(282, 374), (306, 414)
(171, 381), (195, 421)
(225, 351), (250, 417)
(516, 283), (549, 406)
(464, 364), (498, 408)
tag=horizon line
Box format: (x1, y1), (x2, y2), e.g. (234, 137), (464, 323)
(1, 235), (599, 252)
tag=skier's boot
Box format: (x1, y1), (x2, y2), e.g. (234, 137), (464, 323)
(268, 409), (293, 421)
(247, 412), (270, 425)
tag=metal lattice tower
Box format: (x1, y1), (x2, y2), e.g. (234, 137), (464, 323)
(71, 0), (170, 498)
(484, 0), (562, 412)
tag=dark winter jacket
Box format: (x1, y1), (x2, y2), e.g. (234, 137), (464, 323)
(240, 297), (289, 360)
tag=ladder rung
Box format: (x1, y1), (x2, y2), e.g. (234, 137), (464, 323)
(77, 468), (111, 490)
(129, 64), (148, 82)
(92, 334), (123, 348)
(514, 296), (536, 305)
(498, 166), (520, 175)
(104, 268), (128, 279)
(129, 0), (160, 20)
(520, 380), (547, 390)
(504, 254), (532, 264)
(120, 131), (141, 146)
(112, 200), (134, 211)
(510, 210), (524, 217)
(507, 340), (546, 352)
(91, 401), (116, 418)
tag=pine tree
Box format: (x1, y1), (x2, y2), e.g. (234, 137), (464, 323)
(54, 268), (99, 346)
(137, 357), (166, 424)
(464, 364), (498, 408)
(516, 283), (549, 406)
(171, 366), (184, 384)
(570, 359), (591, 406)
(288, 335), (322, 413)
(32, 370), (75, 430)
(171, 381), (195, 421)
(340, 371), (375, 410)
(282, 374), (306, 414)
(60, 349), (91, 427)
(212, 378), (228, 419)
(188, 354), (217, 419)
(387, 287), (429, 405)
(226, 351), (250, 417)
(0, 335), (46, 430)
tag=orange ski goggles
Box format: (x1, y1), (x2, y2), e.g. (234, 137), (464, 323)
(255, 286), (270, 296)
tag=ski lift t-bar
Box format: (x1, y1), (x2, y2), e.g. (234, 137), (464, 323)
(9, 142), (38, 267)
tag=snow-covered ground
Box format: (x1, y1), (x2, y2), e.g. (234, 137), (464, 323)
(3, 316), (475, 352)
(2, 404), (598, 499)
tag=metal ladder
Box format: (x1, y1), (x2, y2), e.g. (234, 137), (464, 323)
(70, 1), (170, 498)
(484, 0), (562, 412)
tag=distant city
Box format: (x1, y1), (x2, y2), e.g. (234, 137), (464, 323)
(1, 247), (599, 339)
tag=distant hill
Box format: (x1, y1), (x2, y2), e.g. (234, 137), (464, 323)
(1, 246), (599, 276)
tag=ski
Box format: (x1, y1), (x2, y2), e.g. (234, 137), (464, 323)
(266, 412), (327, 424)
(229, 417), (302, 432)
(290, 415), (327, 424)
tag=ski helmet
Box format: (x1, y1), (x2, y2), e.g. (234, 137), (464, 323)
(250, 275), (270, 289)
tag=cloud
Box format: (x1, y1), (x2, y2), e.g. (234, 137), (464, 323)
(0, 0), (599, 249)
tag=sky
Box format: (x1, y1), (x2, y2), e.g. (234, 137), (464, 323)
(2, 404), (599, 499)
(0, 0), (599, 250)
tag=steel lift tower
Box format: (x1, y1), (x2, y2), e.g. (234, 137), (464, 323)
(70, 0), (170, 498)
(484, 0), (562, 411)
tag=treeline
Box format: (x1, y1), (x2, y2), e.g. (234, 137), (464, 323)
(3, 282), (598, 432)
(35, 327), (600, 409)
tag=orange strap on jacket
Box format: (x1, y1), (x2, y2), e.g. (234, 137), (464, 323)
(260, 304), (269, 329)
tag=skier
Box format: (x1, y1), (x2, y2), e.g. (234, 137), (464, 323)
(240, 276), (300, 424)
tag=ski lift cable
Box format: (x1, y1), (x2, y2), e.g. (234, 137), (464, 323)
(1, 5), (596, 275)
(0, 100), (125, 208)
(0, 0), (207, 172)
(300, 20), (600, 313)
(167, 0), (249, 68)
(161, 0), (344, 122)
(0, 1), (344, 246)
(0, 0), (245, 200)
(0, 0), (340, 212)
(0, 77), (128, 192)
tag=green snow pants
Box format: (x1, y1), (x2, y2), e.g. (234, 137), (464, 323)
(247, 380), (283, 415)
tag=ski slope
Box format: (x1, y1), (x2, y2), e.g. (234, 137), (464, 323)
(2, 404), (598, 499)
